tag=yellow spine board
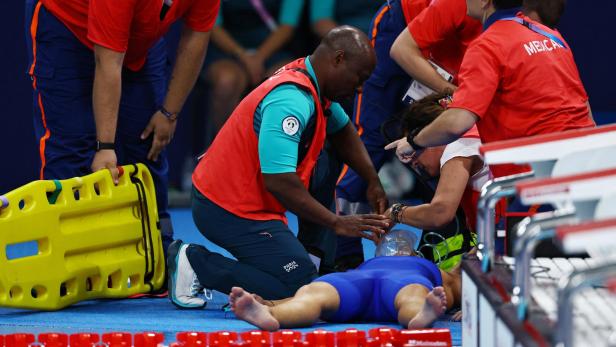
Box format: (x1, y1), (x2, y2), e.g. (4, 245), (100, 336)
(0, 164), (165, 310)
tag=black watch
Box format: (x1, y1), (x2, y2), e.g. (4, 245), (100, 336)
(95, 141), (115, 151)
(406, 128), (425, 152)
(159, 106), (178, 121)
(390, 203), (406, 224)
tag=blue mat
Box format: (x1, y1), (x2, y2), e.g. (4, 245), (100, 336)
(0, 208), (461, 345)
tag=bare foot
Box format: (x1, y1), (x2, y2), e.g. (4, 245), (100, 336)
(230, 287), (280, 331)
(408, 287), (447, 329)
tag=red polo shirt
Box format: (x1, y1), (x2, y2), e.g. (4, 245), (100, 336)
(407, 0), (482, 79)
(41, 0), (219, 71)
(451, 12), (593, 177)
(401, 0), (430, 26)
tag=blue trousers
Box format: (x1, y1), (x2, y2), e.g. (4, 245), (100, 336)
(336, 0), (411, 205)
(335, 0), (412, 258)
(25, 1), (174, 243)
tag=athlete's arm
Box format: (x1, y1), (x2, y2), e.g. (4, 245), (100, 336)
(142, 27), (211, 161)
(91, 45), (124, 184)
(399, 156), (473, 229)
(390, 29), (457, 94)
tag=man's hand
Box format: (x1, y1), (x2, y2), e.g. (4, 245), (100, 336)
(140, 111), (178, 161)
(366, 179), (388, 214)
(385, 137), (422, 163)
(333, 214), (391, 243)
(91, 150), (120, 184)
(238, 51), (265, 86)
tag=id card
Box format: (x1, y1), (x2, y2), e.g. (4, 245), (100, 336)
(402, 61), (453, 104)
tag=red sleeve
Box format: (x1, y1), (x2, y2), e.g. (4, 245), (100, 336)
(566, 48), (589, 101)
(87, 0), (136, 52)
(450, 37), (502, 119)
(408, 0), (463, 49)
(184, 0), (220, 32)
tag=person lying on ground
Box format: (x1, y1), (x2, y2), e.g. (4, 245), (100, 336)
(229, 230), (464, 331)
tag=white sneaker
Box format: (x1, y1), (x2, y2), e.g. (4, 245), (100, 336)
(167, 240), (206, 309)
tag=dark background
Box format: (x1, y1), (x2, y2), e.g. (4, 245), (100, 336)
(1, 1), (614, 194)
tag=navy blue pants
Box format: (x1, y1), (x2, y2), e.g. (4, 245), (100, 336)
(189, 188), (318, 300)
(25, 1), (174, 243)
(335, 0), (412, 258)
(337, 0), (411, 204)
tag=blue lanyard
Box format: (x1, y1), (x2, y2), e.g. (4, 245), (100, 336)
(499, 17), (568, 50)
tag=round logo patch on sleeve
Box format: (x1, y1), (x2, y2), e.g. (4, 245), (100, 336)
(282, 116), (300, 136)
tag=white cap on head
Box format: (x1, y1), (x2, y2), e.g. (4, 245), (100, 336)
(375, 229), (418, 257)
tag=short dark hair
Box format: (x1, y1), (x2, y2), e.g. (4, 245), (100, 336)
(524, 0), (566, 28)
(493, 0), (523, 10)
(399, 93), (449, 135)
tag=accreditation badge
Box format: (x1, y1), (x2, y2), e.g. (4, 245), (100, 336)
(402, 61), (454, 104)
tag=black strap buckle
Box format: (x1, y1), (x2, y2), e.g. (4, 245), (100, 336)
(95, 141), (115, 151)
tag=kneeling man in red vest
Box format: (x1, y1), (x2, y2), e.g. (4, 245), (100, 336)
(168, 26), (391, 308)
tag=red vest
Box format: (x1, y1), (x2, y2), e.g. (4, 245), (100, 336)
(192, 58), (328, 222)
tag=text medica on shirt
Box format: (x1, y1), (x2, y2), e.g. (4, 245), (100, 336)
(523, 38), (565, 56)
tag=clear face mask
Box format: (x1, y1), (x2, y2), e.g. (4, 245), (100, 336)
(375, 229), (419, 257)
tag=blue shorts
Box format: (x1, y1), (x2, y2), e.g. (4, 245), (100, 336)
(26, 1), (173, 236)
(315, 256), (442, 323)
(336, 0), (411, 204)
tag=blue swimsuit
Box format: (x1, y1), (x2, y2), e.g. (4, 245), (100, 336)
(315, 256), (442, 322)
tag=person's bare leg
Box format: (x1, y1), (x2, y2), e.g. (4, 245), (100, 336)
(394, 284), (428, 327)
(394, 284), (448, 329)
(230, 282), (340, 331)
